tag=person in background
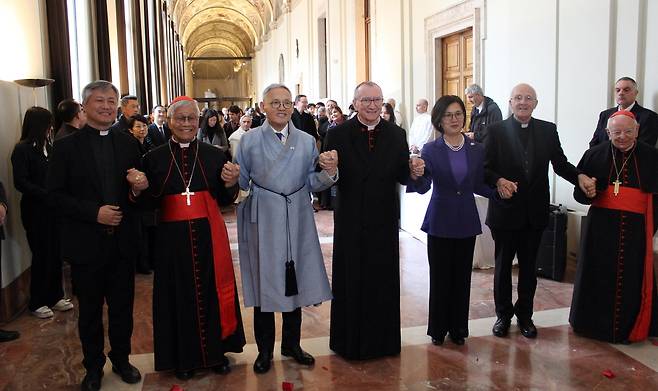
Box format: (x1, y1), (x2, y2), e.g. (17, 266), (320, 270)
(55, 99), (87, 140)
(223, 105), (242, 138)
(198, 109), (230, 156)
(147, 105), (170, 146)
(381, 102), (397, 124)
(464, 84), (502, 143)
(0, 180), (19, 342)
(12, 106), (73, 319)
(128, 115), (154, 155)
(109, 95), (140, 133)
(407, 95), (501, 346)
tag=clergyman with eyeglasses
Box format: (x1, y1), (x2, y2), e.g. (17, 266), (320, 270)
(483, 83), (596, 340)
(570, 110), (658, 344)
(325, 81), (425, 360)
(236, 83), (338, 374)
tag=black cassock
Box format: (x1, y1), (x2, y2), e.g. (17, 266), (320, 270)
(570, 140), (658, 343)
(325, 117), (411, 360)
(143, 140), (245, 372)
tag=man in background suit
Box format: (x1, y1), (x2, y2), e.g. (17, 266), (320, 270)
(484, 83), (596, 339)
(147, 105), (169, 146)
(589, 77), (658, 148)
(48, 80), (148, 391)
(291, 94), (320, 140)
(0, 180), (19, 342)
(109, 95), (140, 134)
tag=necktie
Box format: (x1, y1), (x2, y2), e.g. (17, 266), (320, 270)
(159, 126), (164, 137)
(275, 132), (284, 142)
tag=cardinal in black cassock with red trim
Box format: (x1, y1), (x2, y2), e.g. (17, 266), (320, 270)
(570, 110), (658, 344)
(142, 96), (245, 380)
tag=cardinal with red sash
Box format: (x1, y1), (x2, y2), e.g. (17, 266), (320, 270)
(570, 110), (658, 343)
(141, 96), (245, 379)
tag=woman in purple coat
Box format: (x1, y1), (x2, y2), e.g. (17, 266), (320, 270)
(408, 95), (500, 345)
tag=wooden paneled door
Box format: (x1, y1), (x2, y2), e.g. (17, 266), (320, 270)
(441, 28), (473, 127)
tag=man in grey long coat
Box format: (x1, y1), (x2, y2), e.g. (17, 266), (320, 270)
(236, 83), (337, 374)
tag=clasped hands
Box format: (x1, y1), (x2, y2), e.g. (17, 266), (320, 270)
(409, 157), (425, 180)
(319, 150), (338, 177)
(221, 162), (240, 187)
(578, 174), (597, 198)
(496, 178), (517, 199)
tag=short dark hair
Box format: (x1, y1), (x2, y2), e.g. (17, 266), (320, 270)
(315, 102), (325, 108)
(228, 105), (241, 114)
(127, 114), (148, 129)
(308, 103), (316, 108)
(616, 77), (638, 90)
(121, 95), (139, 106)
(294, 94), (307, 103)
(431, 95), (466, 134)
(57, 99), (82, 123)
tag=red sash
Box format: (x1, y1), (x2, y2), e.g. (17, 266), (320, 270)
(592, 186), (654, 341)
(160, 190), (237, 339)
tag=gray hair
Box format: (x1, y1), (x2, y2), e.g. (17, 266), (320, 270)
(353, 81), (382, 101)
(606, 114), (638, 129)
(240, 114), (252, 122)
(167, 99), (199, 119)
(262, 83), (291, 99)
(81, 80), (119, 104)
(616, 77), (638, 91)
(465, 84), (484, 96)
(121, 95), (138, 107)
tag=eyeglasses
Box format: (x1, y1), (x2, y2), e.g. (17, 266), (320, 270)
(358, 97), (384, 106)
(608, 129), (635, 137)
(443, 111), (464, 119)
(512, 95), (536, 103)
(269, 100), (293, 109)
(173, 115), (197, 123)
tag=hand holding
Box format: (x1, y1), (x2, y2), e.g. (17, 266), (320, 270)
(126, 168), (149, 193)
(496, 178), (518, 199)
(97, 205), (122, 226)
(221, 161), (240, 187)
(578, 174), (597, 198)
(319, 150), (338, 175)
(409, 157), (425, 180)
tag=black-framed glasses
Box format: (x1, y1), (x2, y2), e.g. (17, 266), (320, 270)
(358, 97), (384, 106)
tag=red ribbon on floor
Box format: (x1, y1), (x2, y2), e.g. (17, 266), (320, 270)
(592, 186), (654, 341)
(160, 190), (238, 339)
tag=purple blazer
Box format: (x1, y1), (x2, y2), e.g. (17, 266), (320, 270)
(407, 136), (496, 238)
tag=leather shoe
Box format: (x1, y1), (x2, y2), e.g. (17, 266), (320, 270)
(253, 351), (273, 374)
(212, 355), (231, 375)
(431, 335), (444, 345)
(0, 329), (19, 342)
(281, 345), (315, 366)
(111, 361), (141, 384)
(81, 369), (103, 391)
(174, 369), (195, 380)
(449, 334), (465, 345)
(492, 317), (511, 337)
(517, 318), (538, 338)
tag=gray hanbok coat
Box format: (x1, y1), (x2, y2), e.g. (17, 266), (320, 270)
(236, 120), (335, 312)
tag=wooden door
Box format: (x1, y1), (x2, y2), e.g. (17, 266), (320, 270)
(441, 28), (473, 128)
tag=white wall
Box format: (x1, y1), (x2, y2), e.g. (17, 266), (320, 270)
(0, 0), (49, 287)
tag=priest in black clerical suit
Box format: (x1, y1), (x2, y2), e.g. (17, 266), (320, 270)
(484, 83), (594, 340)
(47, 81), (145, 391)
(326, 82), (416, 360)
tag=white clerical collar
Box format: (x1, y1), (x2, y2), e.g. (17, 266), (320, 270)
(171, 136), (196, 148)
(99, 130), (109, 136)
(618, 101), (636, 112)
(357, 115), (381, 130)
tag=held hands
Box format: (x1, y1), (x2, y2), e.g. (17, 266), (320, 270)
(221, 161), (240, 187)
(578, 174), (597, 198)
(496, 178), (518, 199)
(409, 157), (425, 180)
(463, 132), (475, 139)
(126, 168), (149, 195)
(97, 205), (122, 226)
(319, 150), (338, 177)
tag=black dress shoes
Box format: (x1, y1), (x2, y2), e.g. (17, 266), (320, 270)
(253, 351), (273, 374)
(0, 329), (19, 342)
(281, 345), (315, 366)
(111, 361), (142, 384)
(212, 355), (231, 375)
(174, 369), (195, 380)
(449, 334), (465, 345)
(517, 318), (538, 338)
(431, 335), (445, 345)
(81, 369), (103, 391)
(492, 317), (511, 337)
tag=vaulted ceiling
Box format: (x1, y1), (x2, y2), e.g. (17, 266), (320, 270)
(167, 0), (288, 79)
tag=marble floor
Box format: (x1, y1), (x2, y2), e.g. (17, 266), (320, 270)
(1, 207), (657, 390)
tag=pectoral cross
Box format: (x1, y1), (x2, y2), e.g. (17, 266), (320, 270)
(182, 186), (195, 206)
(613, 180), (621, 196)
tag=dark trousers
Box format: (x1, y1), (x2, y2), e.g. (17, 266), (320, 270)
(70, 235), (135, 372)
(491, 228), (543, 320)
(24, 215), (63, 311)
(253, 307), (301, 353)
(427, 235), (476, 339)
